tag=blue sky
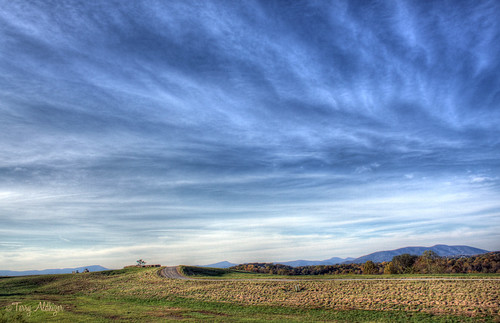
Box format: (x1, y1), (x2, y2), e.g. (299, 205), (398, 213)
(1, 0), (499, 270)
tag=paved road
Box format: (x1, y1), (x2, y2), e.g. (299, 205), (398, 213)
(160, 266), (188, 279)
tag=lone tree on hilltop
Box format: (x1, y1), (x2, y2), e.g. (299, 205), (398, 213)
(136, 259), (146, 266)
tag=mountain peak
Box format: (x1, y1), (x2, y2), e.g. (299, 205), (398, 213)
(348, 244), (489, 263)
(201, 261), (237, 268)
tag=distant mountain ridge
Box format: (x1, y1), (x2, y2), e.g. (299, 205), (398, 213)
(202, 258), (355, 268)
(202, 244), (490, 268)
(0, 265), (109, 277)
(201, 261), (237, 268)
(275, 257), (355, 267)
(347, 244), (489, 263)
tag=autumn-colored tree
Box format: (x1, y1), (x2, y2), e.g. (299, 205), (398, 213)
(414, 250), (444, 273)
(391, 254), (417, 274)
(384, 261), (396, 274)
(362, 260), (378, 274)
(229, 252), (500, 275)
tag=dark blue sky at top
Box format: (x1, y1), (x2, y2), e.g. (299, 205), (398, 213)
(0, 0), (499, 269)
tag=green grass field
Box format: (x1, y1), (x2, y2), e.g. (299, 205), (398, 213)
(179, 265), (500, 280)
(0, 267), (498, 322)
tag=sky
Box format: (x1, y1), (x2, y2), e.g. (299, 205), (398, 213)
(1, 0), (499, 270)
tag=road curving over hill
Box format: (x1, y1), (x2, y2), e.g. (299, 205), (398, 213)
(159, 266), (188, 279)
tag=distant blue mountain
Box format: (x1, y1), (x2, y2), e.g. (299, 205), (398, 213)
(201, 261), (237, 268)
(196, 244), (490, 269)
(0, 265), (109, 276)
(348, 244), (489, 263)
(276, 257), (355, 267)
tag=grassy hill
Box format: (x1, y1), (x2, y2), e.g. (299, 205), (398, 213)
(1, 266), (498, 322)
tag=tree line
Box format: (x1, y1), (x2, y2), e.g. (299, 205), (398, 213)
(230, 251), (500, 275)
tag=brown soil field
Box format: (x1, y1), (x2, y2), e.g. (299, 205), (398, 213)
(133, 269), (500, 318)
